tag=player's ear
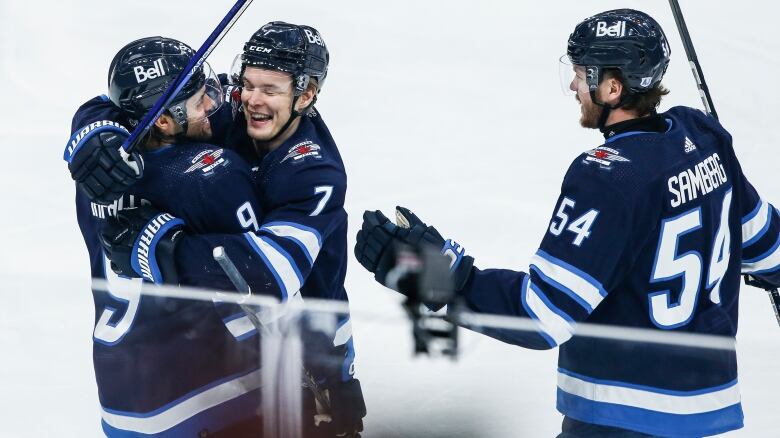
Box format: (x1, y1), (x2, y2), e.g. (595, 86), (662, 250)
(154, 113), (178, 136)
(604, 77), (624, 106)
(296, 82), (318, 112)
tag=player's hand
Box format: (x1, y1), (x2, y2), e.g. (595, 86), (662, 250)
(67, 129), (144, 205)
(354, 206), (474, 307)
(100, 205), (186, 284)
(311, 379), (366, 438)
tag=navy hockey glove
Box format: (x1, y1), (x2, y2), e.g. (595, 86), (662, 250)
(100, 205), (185, 284)
(354, 206), (474, 309)
(64, 123), (143, 205)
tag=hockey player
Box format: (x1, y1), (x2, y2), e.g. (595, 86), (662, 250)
(68, 23), (366, 437)
(354, 9), (780, 437)
(64, 37), (271, 436)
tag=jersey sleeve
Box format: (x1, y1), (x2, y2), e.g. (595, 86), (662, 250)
(738, 177), (780, 286)
(458, 158), (648, 349)
(173, 159), (346, 300)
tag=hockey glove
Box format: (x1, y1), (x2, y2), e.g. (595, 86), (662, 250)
(65, 124), (143, 205)
(354, 206), (474, 310)
(307, 378), (366, 437)
(100, 205), (186, 284)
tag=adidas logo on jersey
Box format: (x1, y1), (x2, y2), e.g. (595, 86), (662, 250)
(684, 137), (697, 153)
(134, 59), (166, 83)
(595, 21), (626, 38)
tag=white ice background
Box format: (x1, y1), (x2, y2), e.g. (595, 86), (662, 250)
(0, 1), (778, 436)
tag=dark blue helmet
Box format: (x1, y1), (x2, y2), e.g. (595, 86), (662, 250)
(567, 9), (671, 94)
(233, 21), (329, 96)
(107, 36), (222, 128)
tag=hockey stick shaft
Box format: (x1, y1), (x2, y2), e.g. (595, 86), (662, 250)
(212, 246), (332, 412)
(668, 0), (718, 120)
(123, 0), (254, 153)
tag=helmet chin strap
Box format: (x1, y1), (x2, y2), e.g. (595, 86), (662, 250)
(589, 89), (628, 130)
(266, 95), (301, 144)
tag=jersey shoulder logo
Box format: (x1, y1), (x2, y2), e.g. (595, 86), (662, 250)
(185, 149), (229, 175)
(582, 146), (630, 170)
(281, 140), (323, 165)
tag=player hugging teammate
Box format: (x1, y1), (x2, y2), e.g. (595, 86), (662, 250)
(65, 24), (365, 438)
(355, 9), (780, 438)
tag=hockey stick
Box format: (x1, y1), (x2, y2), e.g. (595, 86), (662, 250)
(668, 1), (780, 326)
(212, 247), (333, 414)
(667, 0), (718, 120)
(122, 0), (254, 153)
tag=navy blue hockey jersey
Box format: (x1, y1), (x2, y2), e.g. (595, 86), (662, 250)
(171, 94), (356, 385)
(457, 106), (780, 437)
(68, 96), (265, 437)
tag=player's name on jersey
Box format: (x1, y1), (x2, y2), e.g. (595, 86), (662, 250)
(90, 195), (149, 219)
(667, 152), (728, 208)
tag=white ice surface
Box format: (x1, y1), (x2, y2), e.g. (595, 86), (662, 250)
(1, 1), (779, 437)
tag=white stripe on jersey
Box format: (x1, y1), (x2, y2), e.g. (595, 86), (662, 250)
(333, 318), (353, 347)
(101, 369), (262, 434)
(530, 252), (605, 311)
(557, 371), (741, 415)
(524, 280), (575, 346)
(245, 234), (302, 299)
(261, 222), (322, 266)
(741, 241), (780, 274)
(742, 199), (771, 246)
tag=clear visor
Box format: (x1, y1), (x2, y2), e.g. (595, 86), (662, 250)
(229, 54), (294, 97)
(558, 55), (589, 96)
(171, 61), (224, 123)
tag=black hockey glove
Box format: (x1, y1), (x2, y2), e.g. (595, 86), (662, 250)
(308, 378), (366, 437)
(354, 206), (474, 310)
(67, 127), (144, 205)
(100, 205), (186, 284)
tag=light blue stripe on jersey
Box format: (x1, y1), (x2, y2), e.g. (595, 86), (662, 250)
(101, 369), (262, 436)
(557, 368), (743, 437)
(524, 279), (576, 346)
(742, 235), (780, 274)
(222, 312), (258, 341)
(530, 250), (607, 312)
(260, 221), (322, 266)
(741, 199), (772, 248)
(243, 233), (304, 300)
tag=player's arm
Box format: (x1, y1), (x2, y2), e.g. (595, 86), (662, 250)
(739, 178), (780, 288)
(173, 161), (345, 297)
(355, 163), (640, 350)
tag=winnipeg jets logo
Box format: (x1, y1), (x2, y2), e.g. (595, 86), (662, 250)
(281, 141), (322, 164)
(583, 146), (630, 170)
(595, 21), (626, 38)
(185, 149), (228, 175)
(684, 137), (697, 153)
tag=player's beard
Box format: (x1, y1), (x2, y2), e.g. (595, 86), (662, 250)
(578, 95), (604, 129)
(185, 117), (213, 141)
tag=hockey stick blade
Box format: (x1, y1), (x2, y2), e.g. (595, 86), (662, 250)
(123, 0), (254, 153)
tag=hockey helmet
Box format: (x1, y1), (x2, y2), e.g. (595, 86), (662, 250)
(107, 36), (223, 129)
(565, 9), (671, 94)
(230, 21), (329, 96)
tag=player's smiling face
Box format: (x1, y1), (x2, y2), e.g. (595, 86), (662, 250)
(241, 67), (297, 142)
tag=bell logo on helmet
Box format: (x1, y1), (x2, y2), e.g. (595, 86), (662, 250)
(303, 29), (324, 46)
(595, 21), (626, 38)
(133, 59), (167, 84)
